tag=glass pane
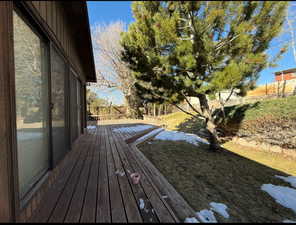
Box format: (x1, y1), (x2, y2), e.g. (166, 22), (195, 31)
(70, 72), (78, 143)
(51, 48), (67, 165)
(13, 11), (49, 198)
(77, 80), (81, 135)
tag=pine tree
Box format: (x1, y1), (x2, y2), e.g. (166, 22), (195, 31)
(121, 1), (288, 150)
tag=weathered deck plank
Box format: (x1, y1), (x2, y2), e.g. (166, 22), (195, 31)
(29, 134), (89, 222)
(105, 126), (127, 223)
(113, 130), (179, 223)
(48, 130), (94, 222)
(64, 129), (97, 222)
(110, 127), (161, 223)
(96, 126), (111, 223)
(80, 126), (101, 222)
(108, 126), (143, 223)
(29, 123), (193, 223)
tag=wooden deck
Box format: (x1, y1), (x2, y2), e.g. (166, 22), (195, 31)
(28, 124), (195, 223)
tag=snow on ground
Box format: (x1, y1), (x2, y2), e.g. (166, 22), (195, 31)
(261, 184), (296, 214)
(275, 175), (296, 188)
(210, 202), (229, 219)
(184, 217), (200, 223)
(113, 125), (154, 133)
(196, 209), (217, 223)
(134, 128), (164, 144)
(154, 130), (209, 146)
(139, 198), (145, 209)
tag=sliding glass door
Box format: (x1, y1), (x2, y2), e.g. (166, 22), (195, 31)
(70, 71), (82, 144)
(51, 47), (69, 166)
(13, 11), (50, 198)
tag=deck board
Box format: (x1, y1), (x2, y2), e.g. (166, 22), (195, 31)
(48, 131), (93, 222)
(30, 134), (88, 222)
(64, 129), (96, 223)
(105, 126), (128, 223)
(108, 126), (143, 223)
(96, 126), (111, 223)
(80, 126), (101, 222)
(29, 123), (194, 223)
(113, 130), (179, 223)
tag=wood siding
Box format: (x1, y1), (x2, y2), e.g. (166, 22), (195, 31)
(0, 1), (18, 222)
(29, 1), (86, 83)
(0, 1), (95, 221)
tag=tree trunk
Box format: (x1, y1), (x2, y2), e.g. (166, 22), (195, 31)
(125, 95), (143, 119)
(282, 80), (286, 98)
(197, 94), (221, 151)
(205, 118), (221, 151)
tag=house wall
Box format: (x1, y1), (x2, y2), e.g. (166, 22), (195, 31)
(28, 1), (86, 83)
(0, 1), (93, 222)
(275, 72), (296, 81)
(0, 2), (16, 222)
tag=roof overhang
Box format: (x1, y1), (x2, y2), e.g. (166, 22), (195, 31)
(62, 2), (96, 83)
(275, 68), (296, 76)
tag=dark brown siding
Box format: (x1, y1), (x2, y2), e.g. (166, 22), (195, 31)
(0, 1), (19, 222)
(28, 1), (86, 83)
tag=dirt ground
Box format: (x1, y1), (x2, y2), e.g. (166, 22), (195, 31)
(138, 140), (296, 223)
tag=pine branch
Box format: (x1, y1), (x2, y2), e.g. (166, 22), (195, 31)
(181, 92), (203, 117)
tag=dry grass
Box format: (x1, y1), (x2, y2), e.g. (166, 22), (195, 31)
(223, 142), (296, 176)
(247, 82), (295, 97)
(138, 140), (296, 222)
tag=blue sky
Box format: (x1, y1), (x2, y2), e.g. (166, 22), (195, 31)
(87, 1), (295, 105)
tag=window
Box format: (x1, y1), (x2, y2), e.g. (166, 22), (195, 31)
(51, 46), (69, 165)
(13, 10), (50, 198)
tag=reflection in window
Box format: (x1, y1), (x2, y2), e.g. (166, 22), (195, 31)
(13, 11), (49, 198)
(51, 48), (67, 165)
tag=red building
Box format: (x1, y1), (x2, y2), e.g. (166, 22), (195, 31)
(275, 68), (296, 81)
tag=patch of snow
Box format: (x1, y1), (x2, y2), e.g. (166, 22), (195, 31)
(261, 184), (296, 214)
(210, 202), (229, 219)
(139, 198), (145, 209)
(184, 217), (200, 223)
(275, 175), (296, 188)
(135, 128), (164, 144)
(17, 131), (42, 141)
(115, 170), (125, 177)
(196, 209), (217, 223)
(113, 125), (154, 133)
(154, 130), (209, 146)
(87, 125), (96, 129)
(283, 219), (296, 223)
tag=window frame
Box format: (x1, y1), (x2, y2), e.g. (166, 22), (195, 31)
(12, 6), (52, 207)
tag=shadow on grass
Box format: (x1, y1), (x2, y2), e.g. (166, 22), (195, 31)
(138, 139), (296, 223)
(174, 102), (260, 139)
